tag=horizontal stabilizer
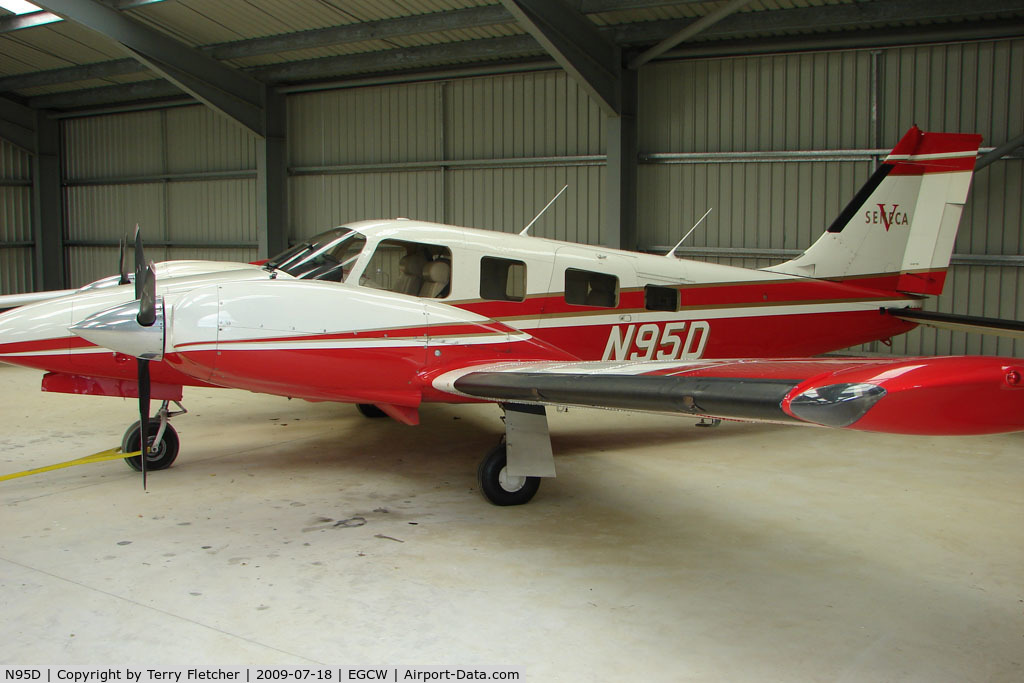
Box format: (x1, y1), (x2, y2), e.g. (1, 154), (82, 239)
(884, 307), (1024, 340)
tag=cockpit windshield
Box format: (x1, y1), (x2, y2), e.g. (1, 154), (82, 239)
(265, 227), (367, 282)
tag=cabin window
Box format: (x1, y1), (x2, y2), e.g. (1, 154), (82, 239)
(480, 256), (526, 302)
(360, 239), (452, 298)
(565, 268), (618, 307)
(644, 285), (679, 312)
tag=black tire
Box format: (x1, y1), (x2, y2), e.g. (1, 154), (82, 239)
(356, 403), (388, 418)
(122, 420), (179, 472)
(477, 442), (541, 506)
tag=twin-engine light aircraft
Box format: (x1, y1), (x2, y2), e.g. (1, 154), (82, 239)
(2, 127), (1023, 505)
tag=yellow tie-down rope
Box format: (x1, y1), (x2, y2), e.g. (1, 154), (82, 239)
(0, 448), (142, 482)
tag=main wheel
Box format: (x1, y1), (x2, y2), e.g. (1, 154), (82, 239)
(477, 442), (541, 506)
(356, 403), (387, 418)
(122, 420), (180, 472)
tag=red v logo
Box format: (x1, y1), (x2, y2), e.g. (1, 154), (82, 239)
(877, 203), (898, 231)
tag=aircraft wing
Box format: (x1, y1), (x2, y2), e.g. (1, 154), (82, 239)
(432, 356), (1024, 436)
(0, 289), (78, 311)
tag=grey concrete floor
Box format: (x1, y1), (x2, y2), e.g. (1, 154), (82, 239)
(0, 362), (1022, 681)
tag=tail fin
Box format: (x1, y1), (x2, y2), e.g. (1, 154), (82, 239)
(768, 127), (982, 294)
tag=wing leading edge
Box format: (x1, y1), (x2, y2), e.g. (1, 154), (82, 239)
(432, 356), (1024, 436)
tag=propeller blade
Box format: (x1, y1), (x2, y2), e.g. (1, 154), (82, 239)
(133, 225), (145, 300)
(137, 357), (150, 490)
(118, 235), (130, 286)
(137, 263), (157, 327)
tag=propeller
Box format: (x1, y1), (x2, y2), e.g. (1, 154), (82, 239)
(117, 234), (130, 286)
(133, 226), (158, 490)
(68, 226), (165, 489)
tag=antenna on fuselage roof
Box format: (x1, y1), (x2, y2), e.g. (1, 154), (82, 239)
(519, 184), (568, 236)
(665, 207), (713, 258)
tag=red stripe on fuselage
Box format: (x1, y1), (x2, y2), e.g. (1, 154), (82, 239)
(530, 310), (915, 361)
(456, 274), (919, 322)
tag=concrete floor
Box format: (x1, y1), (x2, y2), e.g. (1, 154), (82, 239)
(0, 362), (1022, 681)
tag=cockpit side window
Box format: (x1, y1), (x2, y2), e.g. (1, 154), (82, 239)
(360, 239), (452, 298)
(269, 227), (367, 282)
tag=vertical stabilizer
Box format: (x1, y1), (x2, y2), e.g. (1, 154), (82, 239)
(767, 127), (982, 294)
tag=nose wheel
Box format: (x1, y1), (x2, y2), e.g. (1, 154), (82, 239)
(121, 399), (185, 472)
(122, 420), (179, 471)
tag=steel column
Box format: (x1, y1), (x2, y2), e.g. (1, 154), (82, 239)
(257, 90), (288, 259)
(33, 112), (64, 291)
(605, 69), (638, 250)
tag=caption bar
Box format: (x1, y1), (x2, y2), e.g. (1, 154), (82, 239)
(1, 669), (523, 683)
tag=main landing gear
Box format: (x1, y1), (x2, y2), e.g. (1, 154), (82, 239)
(121, 400), (186, 472)
(476, 403), (557, 506)
(356, 403), (388, 418)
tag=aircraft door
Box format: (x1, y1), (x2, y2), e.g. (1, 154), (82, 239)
(539, 247), (639, 359)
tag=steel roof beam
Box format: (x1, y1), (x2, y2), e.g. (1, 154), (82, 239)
(19, 8), (1024, 111)
(613, 0), (1024, 45)
(0, 11), (61, 34)
(0, 0), (170, 35)
(249, 35), (540, 83)
(0, 4), (520, 91)
(0, 1), (692, 37)
(628, 0), (755, 69)
(499, 0), (622, 115)
(580, 0), (707, 9)
(7, 0), (1023, 95)
(0, 96), (37, 152)
(32, 0), (267, 136)
(209, 5), (514, 60)
(28, 79), (181, 109)
(649, 19), (1024, 59)
(0, 59), (141, 92)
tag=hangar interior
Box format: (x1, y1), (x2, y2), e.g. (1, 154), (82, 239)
(1, 0), (1023, 677)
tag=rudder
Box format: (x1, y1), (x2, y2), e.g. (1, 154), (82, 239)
(768, 126), (982, 294)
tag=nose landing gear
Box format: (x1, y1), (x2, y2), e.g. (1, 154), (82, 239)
(121, 400), (186, 472)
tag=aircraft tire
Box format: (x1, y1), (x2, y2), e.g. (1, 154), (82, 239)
(356, 403), (388, 418)
(122, 420), (180, 472)
(477, 442), (540, 506)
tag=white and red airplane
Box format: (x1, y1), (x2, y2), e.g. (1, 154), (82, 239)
(1, 126), (1022, 505)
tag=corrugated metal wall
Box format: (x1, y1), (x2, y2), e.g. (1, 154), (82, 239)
(287, 71), (606, 244)
(638, 39), (1024, 357)
(0, 138), (33, 295)
(63, 106), (258, 286)
(45, 39), (1022, 358)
